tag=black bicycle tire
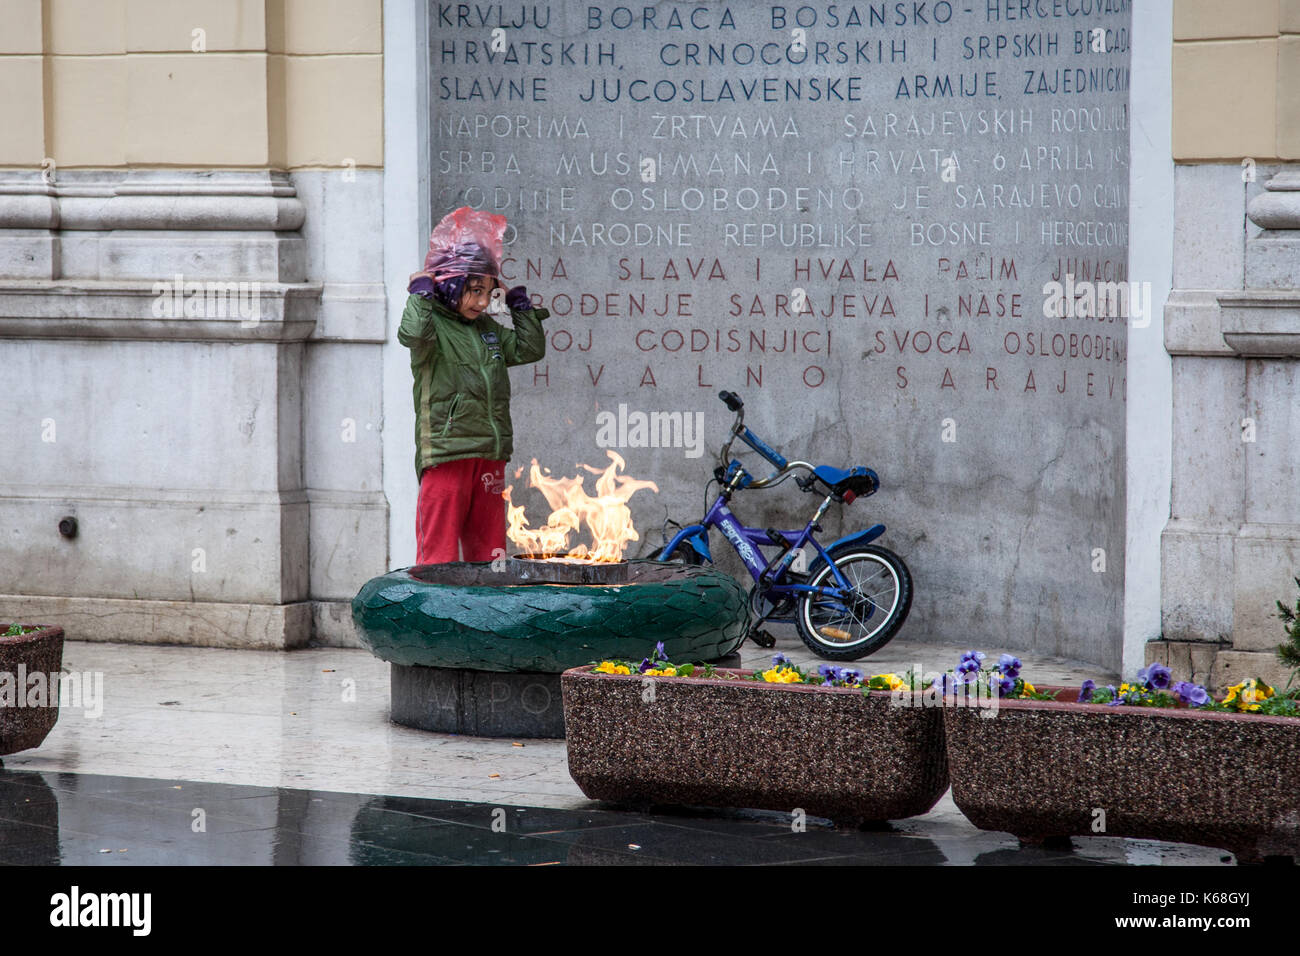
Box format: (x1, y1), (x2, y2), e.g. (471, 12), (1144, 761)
(795, 543), (913, 661)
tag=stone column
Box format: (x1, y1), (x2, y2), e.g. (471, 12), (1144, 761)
(0, 169), (321, 647)
(1158, 168), (1300, 690)
(0, 0), (386, 650)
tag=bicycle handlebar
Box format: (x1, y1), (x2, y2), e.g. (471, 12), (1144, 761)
(743, 459), (818, 490)
(737, 427), (788, 470)
(715, 389), (871, 502)
(718, 390), (788, 470)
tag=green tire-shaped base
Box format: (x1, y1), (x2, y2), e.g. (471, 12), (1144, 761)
(351, 559), (750, 673)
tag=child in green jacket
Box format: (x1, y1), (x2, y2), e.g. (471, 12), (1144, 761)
(399, 207), (549, 564)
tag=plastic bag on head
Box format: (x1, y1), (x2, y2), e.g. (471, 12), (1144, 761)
(424, 206), (507, 281)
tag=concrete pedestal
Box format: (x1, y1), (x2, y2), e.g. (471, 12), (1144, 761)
(392, 651), (743, 739)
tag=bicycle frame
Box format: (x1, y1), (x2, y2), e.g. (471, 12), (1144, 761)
(657, 391), (891, 622)
(662, 501), (885, 606)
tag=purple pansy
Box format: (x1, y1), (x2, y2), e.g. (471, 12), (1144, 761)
(932, 673), (959, 694)
(1077, 679), (1096, 703)
(997, 654), (1022, 679)
(1173, 681), (1210, 707)
(1137, 663), (1172, 691)
(818, 663), (843, 686)
(771, 653), (791, 668)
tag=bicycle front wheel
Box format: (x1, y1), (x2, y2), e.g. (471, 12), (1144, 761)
(795, 543), (912, 661)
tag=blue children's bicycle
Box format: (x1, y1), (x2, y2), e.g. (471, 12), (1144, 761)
(657, 391), (912, 661)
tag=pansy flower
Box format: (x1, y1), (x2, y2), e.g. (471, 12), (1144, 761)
(997, 654), (1022, 680)
(1137, 663), (1172, 691)
(1172, 680), (1210, 707)
(931, 673), (959, 694)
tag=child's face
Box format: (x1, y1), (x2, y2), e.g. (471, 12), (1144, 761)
(456, 275), (495, 321)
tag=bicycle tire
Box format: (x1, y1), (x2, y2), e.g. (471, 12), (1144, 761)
(795, 543), (912, 661)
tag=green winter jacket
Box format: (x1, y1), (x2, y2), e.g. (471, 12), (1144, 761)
(397, 292), (549, 478)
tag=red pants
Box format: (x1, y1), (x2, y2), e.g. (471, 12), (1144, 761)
(416, 458), (507, 564)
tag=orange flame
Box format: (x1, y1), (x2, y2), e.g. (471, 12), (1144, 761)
(504, 451), (659, 562)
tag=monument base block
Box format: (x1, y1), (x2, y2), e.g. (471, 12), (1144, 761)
(392, 652), (743, 739)
(391, 665), (567, 738)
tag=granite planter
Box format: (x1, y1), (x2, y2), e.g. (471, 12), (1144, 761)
(943, 687), (1300, 863)
(0, 625), (64, 757)
(562, 667), (949, 825)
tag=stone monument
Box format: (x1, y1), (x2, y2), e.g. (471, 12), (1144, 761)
(425, 1), (1134, 667)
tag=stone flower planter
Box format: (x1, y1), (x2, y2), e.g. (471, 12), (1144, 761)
(0, 625), (64, 757)
(943, 687), (1300, 863)
(562, 667), (949, 825)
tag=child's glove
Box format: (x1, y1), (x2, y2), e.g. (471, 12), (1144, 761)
(408, 272), (435, 299)
(505, 285), (533, 311)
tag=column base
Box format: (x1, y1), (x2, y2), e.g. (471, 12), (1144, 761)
(0, 594), (311, 650)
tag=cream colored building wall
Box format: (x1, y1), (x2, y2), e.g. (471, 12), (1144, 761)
(1173, 0), (1300, 161)
(0, 1), (389, 649)
(0, 0), (383, 170)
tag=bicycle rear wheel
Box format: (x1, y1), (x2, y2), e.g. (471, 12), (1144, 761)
(795, 543), (912, 661)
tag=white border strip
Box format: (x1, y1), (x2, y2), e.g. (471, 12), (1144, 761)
(381, 0), (428, 568)
(1124, 0), (1175, 676)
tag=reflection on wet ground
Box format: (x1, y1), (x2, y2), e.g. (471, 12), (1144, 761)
(0, 770), (1233, 866)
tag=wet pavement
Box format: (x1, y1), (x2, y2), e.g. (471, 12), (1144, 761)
(0, 769), (1232, 866)
(0, 636), (1238, 865)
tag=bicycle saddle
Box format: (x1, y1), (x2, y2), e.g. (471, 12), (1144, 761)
(812, 465), (879, 500)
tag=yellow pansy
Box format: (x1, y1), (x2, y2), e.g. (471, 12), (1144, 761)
(873, 673), (907, 691)
(1022, 682), (1037, 694)
(644, 666), (678, 677)
(1224, 678), (1272, 712)
(761, 666), (803, 684)
(594, 661), (631, 675)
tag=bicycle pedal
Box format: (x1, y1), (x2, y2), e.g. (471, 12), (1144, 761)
(749, 629), (777, 648)
(818, 625), (851, 641)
